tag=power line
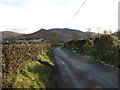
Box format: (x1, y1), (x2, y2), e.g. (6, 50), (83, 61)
(67, 0), (88, 26)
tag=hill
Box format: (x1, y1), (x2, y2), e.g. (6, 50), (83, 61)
(15, 28), (97, 41)
(0, 31), (23, 40)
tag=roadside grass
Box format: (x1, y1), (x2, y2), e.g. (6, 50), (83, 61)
(13, 60), (54, 88)
(37, 51), (54, 66)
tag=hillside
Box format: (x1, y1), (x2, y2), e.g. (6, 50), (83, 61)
(14, 28), (97, 41)
(1, 31), (23, 40)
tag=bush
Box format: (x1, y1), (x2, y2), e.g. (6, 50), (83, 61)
(65, 39), (91, 53)
(92, 35), (119, 68)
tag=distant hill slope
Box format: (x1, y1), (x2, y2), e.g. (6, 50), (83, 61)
(15, 28), (97, 41)
(0, 31), (23, 40)
(1, 28), (97, 41)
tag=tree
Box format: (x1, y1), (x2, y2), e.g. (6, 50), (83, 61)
(109, 30), (112, 34)
(49, 31), (64, 45)
(72, 31), (80, 40)
(103, 30), (109, 35)
(96, 27), (101, 37)
(86, 28), (92, 39)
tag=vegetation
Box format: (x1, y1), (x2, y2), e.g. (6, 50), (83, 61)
(12, 40), (48, 44)
(64, 34), (120, 69)
(113, 30), (120, 39)
(48, 30), (64, 45)
(2, 43), (55, 88)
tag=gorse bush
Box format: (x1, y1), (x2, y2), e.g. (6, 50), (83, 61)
(94, 34), (119, 47)
(82, 40), (93, 55)
(65, 34), (119, 69)
(92, 35), (119, 68)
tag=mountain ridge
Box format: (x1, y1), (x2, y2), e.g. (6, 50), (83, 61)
(1, 28), (97, 41)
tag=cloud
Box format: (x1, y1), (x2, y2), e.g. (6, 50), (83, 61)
(0, 0), (74, 8)
(0, 0), (119, 33)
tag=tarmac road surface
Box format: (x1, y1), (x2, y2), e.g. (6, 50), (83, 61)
(53, 47), (119, 88)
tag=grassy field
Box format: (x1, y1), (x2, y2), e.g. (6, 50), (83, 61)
(2, 43), (55, 88)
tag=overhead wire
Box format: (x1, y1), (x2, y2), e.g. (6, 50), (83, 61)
(67, 0), (88, 26)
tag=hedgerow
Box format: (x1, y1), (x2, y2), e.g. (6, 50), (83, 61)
(2, 43), (54, 88)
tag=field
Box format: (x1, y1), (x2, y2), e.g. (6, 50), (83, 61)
(2, 43), (55, 88)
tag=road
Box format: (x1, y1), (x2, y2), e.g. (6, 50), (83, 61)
(53, 47), (119, 88)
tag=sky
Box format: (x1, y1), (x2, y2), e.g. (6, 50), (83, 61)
(0, 0), (119, 34)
